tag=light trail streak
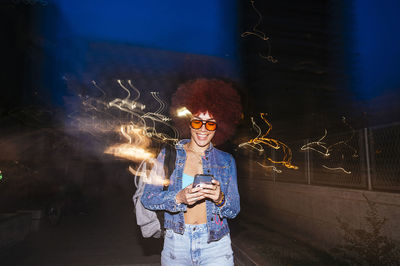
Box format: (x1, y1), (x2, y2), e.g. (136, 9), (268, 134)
(69, 79), (180, 187)
(84, 80), (178, 142)
(177, 107), (192, 117)
(129, 165), (145, 177)
(72, 79), (179, 149)
(301, 129), (330, 157)
(141, 92), (179, 142)
(301, 117), (358, 175)
(322, 165), (351, 174)
(150, 92), (166, 116)
(104, 144), (155, 162)
(257, 162), (282, 173)
(241, 0), (278, 63)
(239, 113), (298, 173)
(91, 81), (106, 97)
(131, 160), (170, 187)
(120, 124), (151, 147)
(104, 124), (154, 162)
(107, 80), (146, 112)
(142, 92), (171, 122)
(127, 80), (140, 101)
(327, 117), (358, 158)
(103, 82), (179, 160)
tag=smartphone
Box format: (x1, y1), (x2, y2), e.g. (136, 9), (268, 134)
(192, 174), (214, 188)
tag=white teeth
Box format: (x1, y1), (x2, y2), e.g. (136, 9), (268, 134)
(196, 133), (208, 139)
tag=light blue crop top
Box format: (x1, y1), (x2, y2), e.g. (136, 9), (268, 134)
(182, 173), (194, 188)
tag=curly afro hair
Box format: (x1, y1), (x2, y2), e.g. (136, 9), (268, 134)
(170, 78), (242, 146)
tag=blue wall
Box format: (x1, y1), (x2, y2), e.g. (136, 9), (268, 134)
(55, 0), (238, 57)
(32, 0), (238, 106)
(354, 0), (400, 99)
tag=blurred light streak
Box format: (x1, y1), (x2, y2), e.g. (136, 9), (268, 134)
(257, 162), (282, 173)
(105, 123), (153, 163)
(131, 160), (170, 187)
(69, 79), (180, 184)
(322, 165), (351, 174)
(239, 113), (298, 172)
(74, 79), (179, 142)
(104, 144), (155, 162)
(301, 129), (330, 157)
(241, 0), (278, 63)
(127, 80), (141, 102)
(301, 117), (358, 175)
(129, 165), (145, 177)
(327, 117), (358, 158)
(177, 107), (192, 117)
(141, 92), (179, 142)
(107, 80), (146, 112)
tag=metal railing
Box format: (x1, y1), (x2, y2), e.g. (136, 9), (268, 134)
(241, 122), (400, 193)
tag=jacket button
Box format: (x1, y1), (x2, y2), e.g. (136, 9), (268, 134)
(207, 170), (210, 173)
(211, 218), (214, 221)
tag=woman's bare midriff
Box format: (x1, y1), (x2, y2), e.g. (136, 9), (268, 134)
(183, 145), (208, 225)
(184, 200), (207, 224)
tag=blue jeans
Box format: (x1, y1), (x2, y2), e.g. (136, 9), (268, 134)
(161, 224), (234, 266)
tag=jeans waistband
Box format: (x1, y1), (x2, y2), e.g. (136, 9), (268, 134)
(184, 223), (208, 233)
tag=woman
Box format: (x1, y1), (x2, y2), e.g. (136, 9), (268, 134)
(141, 78), (242, 265)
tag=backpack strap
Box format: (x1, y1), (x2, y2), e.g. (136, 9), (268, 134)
(162, 143), (176, 191)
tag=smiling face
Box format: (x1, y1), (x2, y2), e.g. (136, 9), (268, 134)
(189, 111), (217, 148)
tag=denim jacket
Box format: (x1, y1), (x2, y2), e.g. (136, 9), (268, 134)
(141, 139), (240, 242)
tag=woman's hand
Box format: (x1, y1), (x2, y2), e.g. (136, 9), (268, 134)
(200, 179), (223, 203)
(175, 184), (205, 206)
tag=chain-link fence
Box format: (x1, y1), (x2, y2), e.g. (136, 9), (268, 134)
(237, 122), (400, 193)
(300, 129), (366, 189)
(369, 123), (400, 192)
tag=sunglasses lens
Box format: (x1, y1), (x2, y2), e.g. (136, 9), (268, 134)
(190, 120), (217, 131)
(205, 122), (217, 131)
(190, 120), (203, 129)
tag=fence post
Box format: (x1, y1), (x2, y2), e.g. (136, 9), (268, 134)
(305, 139), (311, 185)
(271, 149), (276, 183)
(364, 128), (372, 190)
(249, 150), (253, 180)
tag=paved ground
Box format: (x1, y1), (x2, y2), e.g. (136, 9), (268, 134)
(1, 190), (162, 266)
(1, 190), (342, 266)
(230, 211), (341, 266)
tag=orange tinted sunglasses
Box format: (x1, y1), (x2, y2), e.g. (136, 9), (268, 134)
(190, 119), (217, 131)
